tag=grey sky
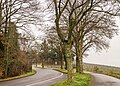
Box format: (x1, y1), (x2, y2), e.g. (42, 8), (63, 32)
(84, 18), (120, 67)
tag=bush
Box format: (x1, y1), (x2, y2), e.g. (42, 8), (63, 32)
(93, 66), (99, 73)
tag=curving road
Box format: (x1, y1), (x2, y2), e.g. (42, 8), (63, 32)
(0, 67), (66, 86)
(88, 72), (120, 86)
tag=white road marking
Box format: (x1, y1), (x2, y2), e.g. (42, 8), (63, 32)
(26, 73), (63, 86)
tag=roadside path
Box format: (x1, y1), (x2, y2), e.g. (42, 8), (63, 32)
(88, 72), (120, 86)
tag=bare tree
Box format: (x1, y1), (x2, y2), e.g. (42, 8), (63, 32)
(46, 27), (66, 69)
(73, 9), (118, 73)
(0, 0), (43, 78)
(52, 0), (95, 81)
(49, 0), (120, 81)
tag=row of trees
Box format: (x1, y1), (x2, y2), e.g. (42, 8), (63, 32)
(0, 22), (32, 78)
(0, 0), (120, 82)
(0, 0), (42, 78)
(30, 38), (63, 69)
(46, 0), (120, 81)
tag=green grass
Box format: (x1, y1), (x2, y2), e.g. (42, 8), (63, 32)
(105, 73), (120, 79)
(84, 63), (120, 79)
(52, 68), (68, 74)
(36, 65), (92, 86)
(51, 73), (91, 86)
(0, 70), (36, 81)
(51, 68), (91, 86)
(35, 65), (61, 69)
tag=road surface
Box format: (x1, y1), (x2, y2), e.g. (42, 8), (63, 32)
(0, 68), (66, 86)
(88, 72), (120, 86)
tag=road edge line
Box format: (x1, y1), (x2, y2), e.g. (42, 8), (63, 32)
(26, 73), (63, 86)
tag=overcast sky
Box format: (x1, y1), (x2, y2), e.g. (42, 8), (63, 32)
(84, 18), (120, 67)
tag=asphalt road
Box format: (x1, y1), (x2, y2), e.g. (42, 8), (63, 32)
(88, 72), (120, 86)
(0, 68), (66, 86)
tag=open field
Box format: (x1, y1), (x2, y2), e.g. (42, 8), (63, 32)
(84, 63), (120, 79)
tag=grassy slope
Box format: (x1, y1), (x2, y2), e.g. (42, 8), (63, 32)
(84, 63), (120, 79)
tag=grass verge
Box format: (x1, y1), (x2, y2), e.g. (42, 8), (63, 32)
(84, 63), (120, 79)
(105, 73), (120, 79)
(51, 73), (91, 86)
(0, 70), (36, 82)
(52, 68), (92, 86)
(53, 68), (67, 74)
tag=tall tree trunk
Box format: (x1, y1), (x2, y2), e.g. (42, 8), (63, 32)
(41, 57), (44, 68)
(75, 35), (84, 73)
(35, 58), (37, 67)
(0, 0), (2, 31)
(60, 42), (67, 69)
(64, 41), (73, 81)
(76, 47), (83, 73)
(41, 62), (44, 69)
(75, 40), (80, 73)
(76, 56), (80, 72)
(63, 53), (67, 70)
(60, 54), (63, 69)
(79, 38), (83, 73)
